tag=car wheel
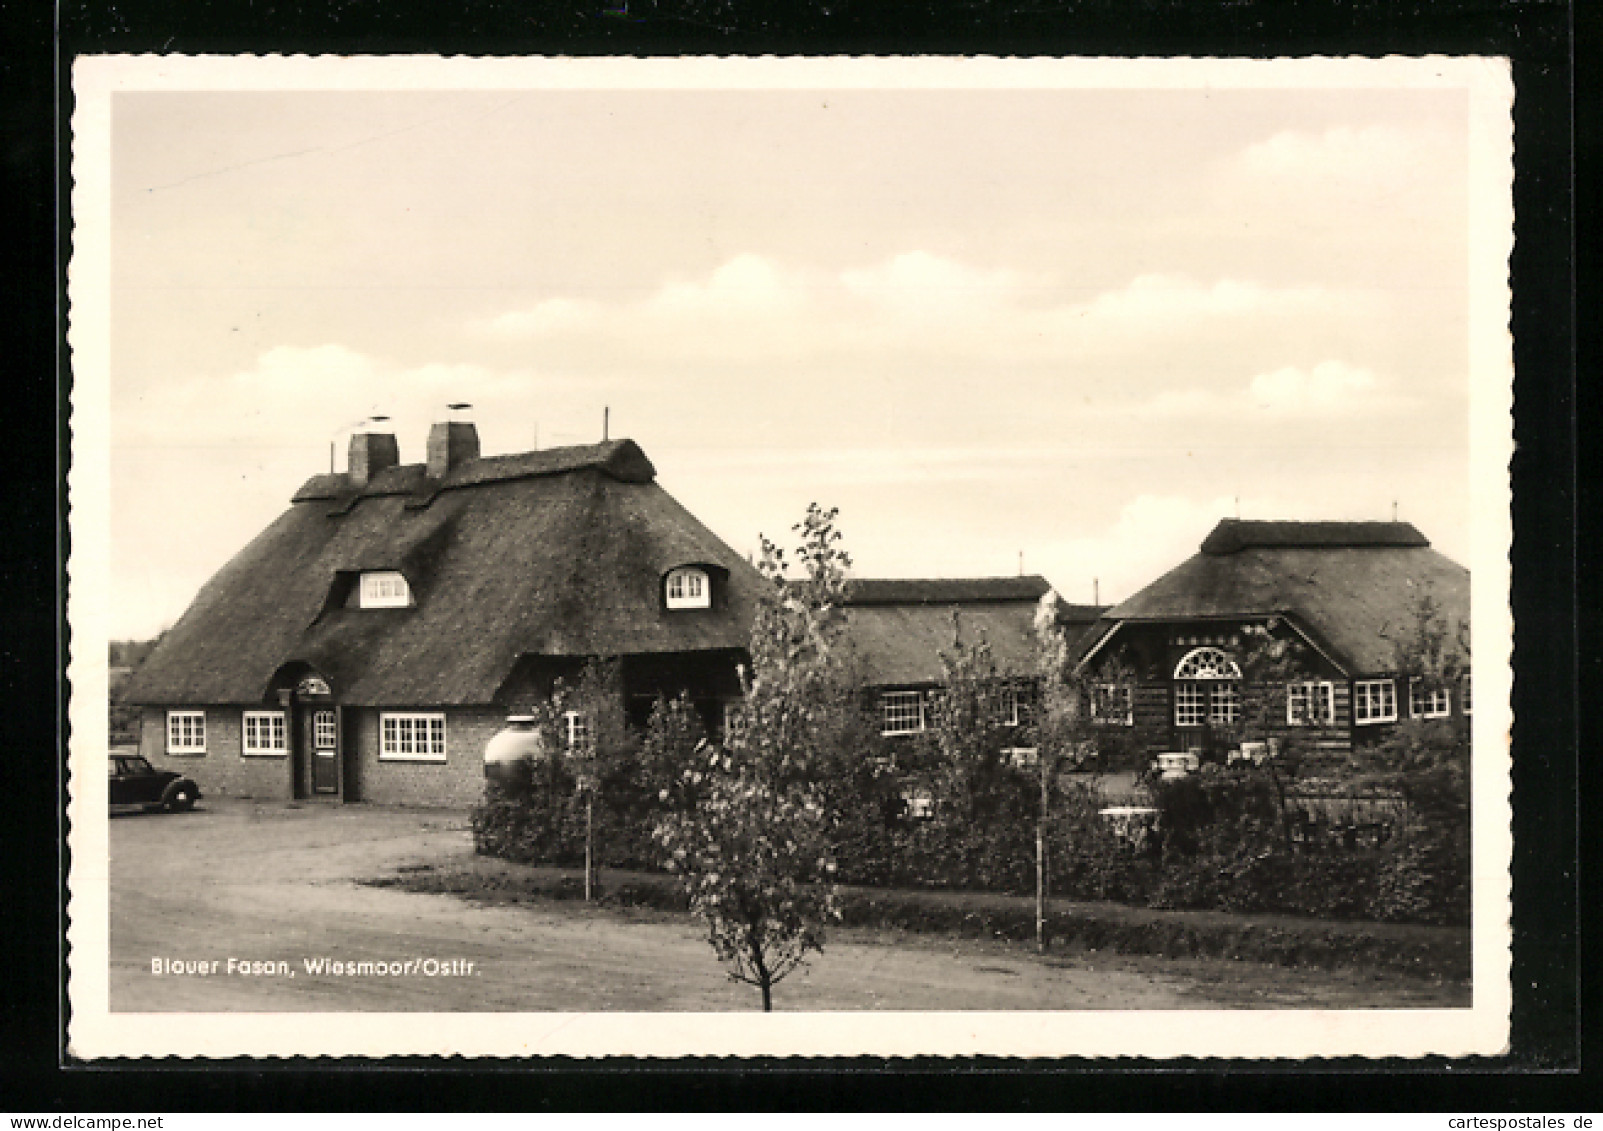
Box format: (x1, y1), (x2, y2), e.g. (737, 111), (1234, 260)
(166, 785), (197, 812)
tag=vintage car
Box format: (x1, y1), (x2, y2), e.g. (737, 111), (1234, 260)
(109, 753), (201, 813)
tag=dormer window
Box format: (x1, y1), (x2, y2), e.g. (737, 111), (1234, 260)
(359, 570), (412, 609)
(665, 566), (711, 610)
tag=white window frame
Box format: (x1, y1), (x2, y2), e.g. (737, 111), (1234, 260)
(879, 690), (927, 736)
(1408, 678), (1453, 719)
(1174, 683), (1206, 728)
(1173, 646), (1242, 681)
(166, 710), (207, 755)
(242, 710), (288, 756)
(1286, 681), (1337, 727)
(313, 709), (338, 749)
(997, 685), (1031, 728)
(1173, 646), (1241, 728)
(666, 563), (711, 608)
(1208, 681), (1241, 726)
(359, 571), (412, 609)
(379, 712), (447, 761)
(1354, 679), (1398, 725)
(563, 709), (592, 752)
(1092, 683), (1133, 726)
(665, 567), (711, 610)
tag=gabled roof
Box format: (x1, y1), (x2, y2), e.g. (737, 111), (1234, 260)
(125, 439), (765, 707)
(1081, 519), (1469, 675)
(840, 576), (1103, 686)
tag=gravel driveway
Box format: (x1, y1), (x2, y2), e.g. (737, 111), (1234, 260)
(109, 798), (1467, 1012)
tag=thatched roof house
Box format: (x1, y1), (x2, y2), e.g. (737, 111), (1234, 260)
(125, 422), (765, 806)
(839, 575), (1106, 737)
(1074, 519), (1470, 762)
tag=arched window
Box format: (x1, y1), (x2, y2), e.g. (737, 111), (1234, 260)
(1172, 646), (1242, 728)
(665, 566), (711, 610)
(1172, 646), (1241, 681)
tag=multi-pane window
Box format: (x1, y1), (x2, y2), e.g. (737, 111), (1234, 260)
(563, 710), (592, 752)
(665, 567), (711, 610)
(242, 710), (288, 755)
(379, 712), (446, 760)
(1461, 674), (1472, 715)
(1173, 647), (1241, 728)
(1286, 681), (1336, 726)
(1092, 683), (1133, 726)
(359, 571), (411, 609)
(1208, 681), (1241, 725)
(1409, 679), (1452, 719)
(313, 710), (337, 749)
(1354, 679), (1398, 725)
(996, 685), (1032, 728)
(166, 710), (206, 754)
(1174, 683), (1206, 727)
(879, 690), (927, 736)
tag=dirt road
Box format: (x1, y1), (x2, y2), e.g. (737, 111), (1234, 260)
(109, 799), (1466, 1012)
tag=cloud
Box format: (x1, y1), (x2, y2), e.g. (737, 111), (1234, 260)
(1074, 274), (1340, 328)
(840, 251), (1029, 317)
(474, 252), (1374, 384)
(1237, 125), (1419, 188)
(116, 344), (573, 462)
(1248, 360), (1377, 411)
(485, 297), (605, 338)
(1129, 361), (1394, 422)
(1033, 494), (1242, 605)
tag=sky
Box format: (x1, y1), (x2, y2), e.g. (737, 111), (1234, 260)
(107, 81), (1473, 640)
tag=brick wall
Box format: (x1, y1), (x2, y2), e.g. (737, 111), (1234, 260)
(138, 704), (500, 807)
(140, 706), (295, 800)
(348, 706), (500, 808)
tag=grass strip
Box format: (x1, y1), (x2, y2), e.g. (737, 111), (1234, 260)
(367, 856), (1468, 981)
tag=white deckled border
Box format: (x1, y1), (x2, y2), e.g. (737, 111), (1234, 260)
(66, 53), (1515, 1061)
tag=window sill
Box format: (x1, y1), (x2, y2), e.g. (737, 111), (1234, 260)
(242, 750), (288, 757)
(379, 754), (448, 763)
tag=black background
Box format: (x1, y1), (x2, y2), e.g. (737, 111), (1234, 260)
(1, 0), (1588, 1111)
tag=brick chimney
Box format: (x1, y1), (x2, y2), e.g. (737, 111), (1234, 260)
(426, 420), (480, 478)
(348, 431), (399, 487)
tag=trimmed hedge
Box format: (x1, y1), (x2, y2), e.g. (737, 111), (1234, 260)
(474, 754), (1470, 928)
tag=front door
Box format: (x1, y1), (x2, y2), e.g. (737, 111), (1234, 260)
(310, 707), (340, 795)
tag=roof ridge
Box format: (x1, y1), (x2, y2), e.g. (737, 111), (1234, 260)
(1201, 518), (1430, 555)
(844, 576), (1052, 606)
(293, 438), (656, 505)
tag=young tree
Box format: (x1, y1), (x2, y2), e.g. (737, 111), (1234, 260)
(925, 615), (1033, 827)
(652, 503), (849, 1011)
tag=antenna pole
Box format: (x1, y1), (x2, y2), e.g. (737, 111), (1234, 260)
(603, 407), (609, 441)
(1392, 499), (1398, 521)
(1018, 550), (1024, 577)
(330, 441), (335, 474)
(1093, 577), (1100, 605)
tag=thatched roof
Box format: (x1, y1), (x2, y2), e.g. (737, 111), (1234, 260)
(125, 438), (766, 707)
(839, 576), (1103, 686)
(1080, 519), (1469, 675)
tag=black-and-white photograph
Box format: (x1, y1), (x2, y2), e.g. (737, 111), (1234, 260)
(67, 55), (1513, 1059)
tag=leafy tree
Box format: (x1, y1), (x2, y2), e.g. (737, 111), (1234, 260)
(924, 616), (1035, 826)
(472, 659), (649, 876)
(652, 503), (848, 1010)
(1362, 591), (1472, 922)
